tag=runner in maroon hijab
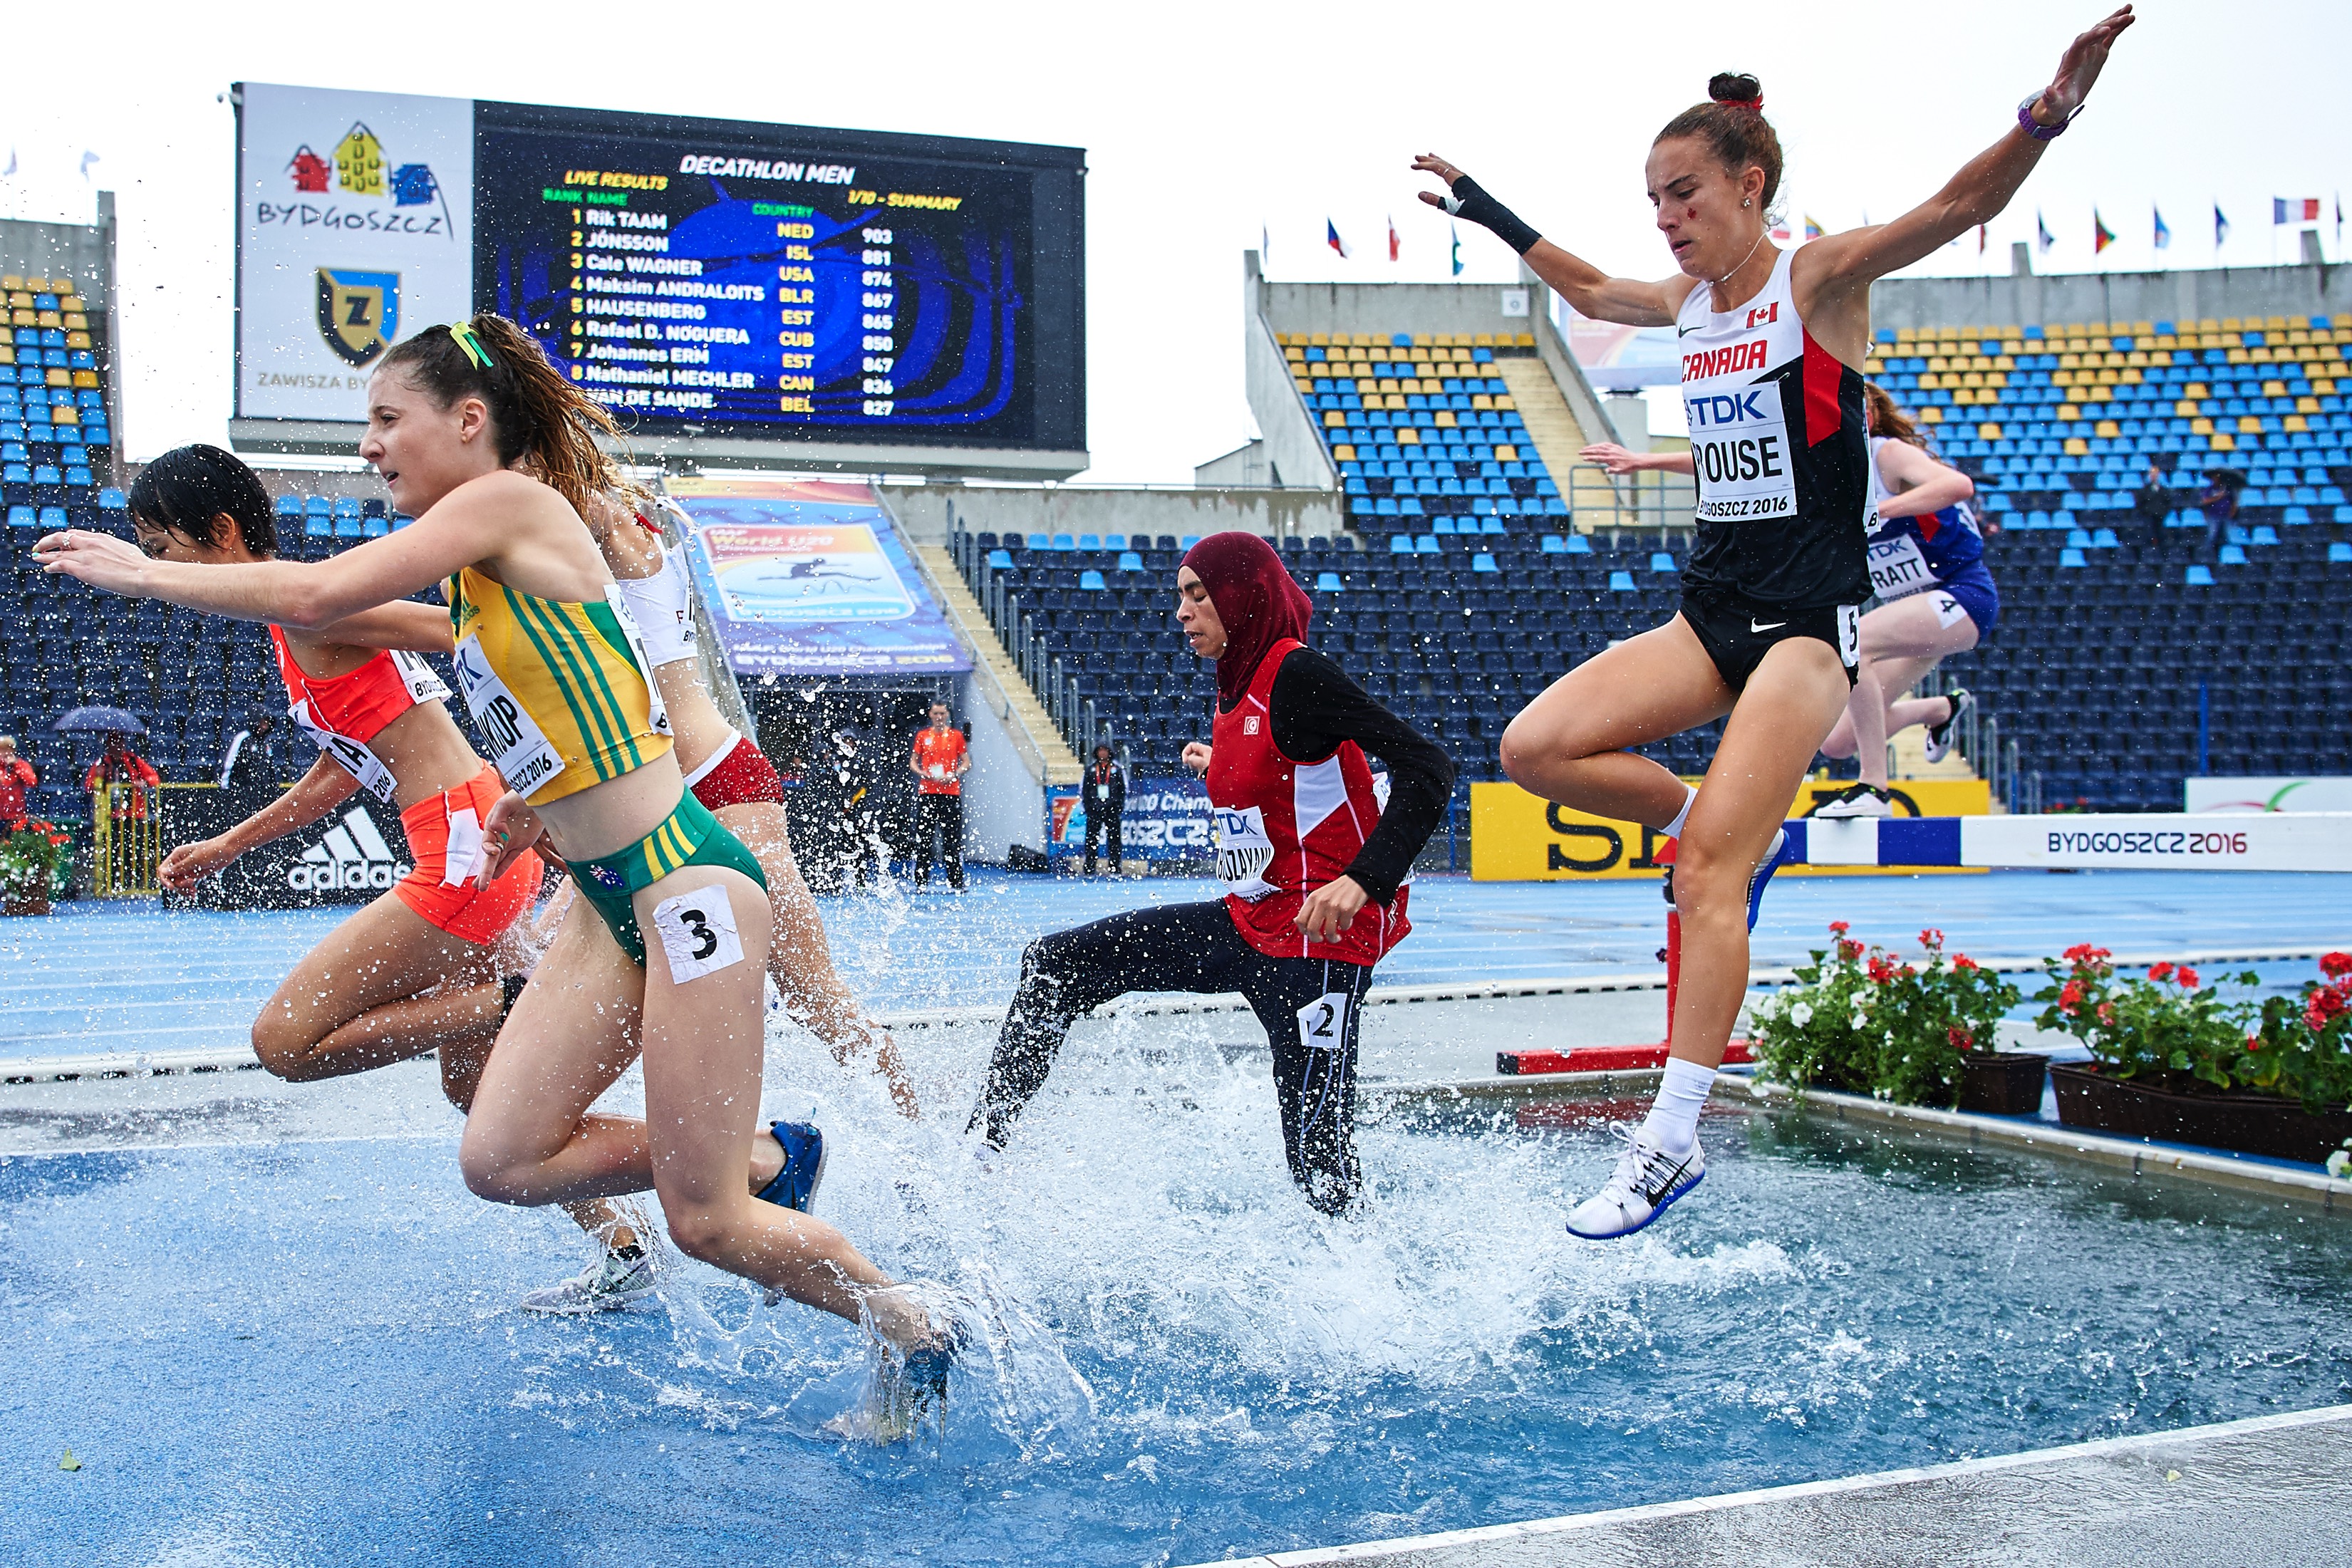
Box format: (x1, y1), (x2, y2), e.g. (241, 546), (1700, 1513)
(968, 531), (1454, 1214)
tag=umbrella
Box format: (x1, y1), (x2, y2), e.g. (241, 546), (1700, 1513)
(53, 706), (147, 736)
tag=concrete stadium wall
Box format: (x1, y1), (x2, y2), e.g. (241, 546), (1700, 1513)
(1872, 242), (2349, 331)
(1259, 274), (1548, 340)
(957, 670), (1047, 862)
(0, 197), (115, 312)
(886, 483), (1344, 546)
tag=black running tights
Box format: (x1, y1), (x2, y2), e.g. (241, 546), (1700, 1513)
(968, 900), (1373, 1215)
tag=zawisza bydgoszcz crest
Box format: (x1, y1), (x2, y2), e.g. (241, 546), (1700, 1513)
(315, 268), (400, 365)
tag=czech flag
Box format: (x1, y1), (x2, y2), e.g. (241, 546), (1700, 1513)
(1327, 219), (1350, 259)
(1803, 214), (1824, 242)
(2274, 197), (2321, 224)
(2152, 207), (2171, 250)
(2093, 210), (2117, 254)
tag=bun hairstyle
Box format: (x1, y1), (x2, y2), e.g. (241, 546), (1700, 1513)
(1656, 72), (1784, 212)
(375, 312), (627, 519)
(128, 443), (279, 559)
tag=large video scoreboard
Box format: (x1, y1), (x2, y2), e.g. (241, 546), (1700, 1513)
(232, 84), (1086, 477)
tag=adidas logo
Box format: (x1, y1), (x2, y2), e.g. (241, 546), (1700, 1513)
(287, 806), (411, 892)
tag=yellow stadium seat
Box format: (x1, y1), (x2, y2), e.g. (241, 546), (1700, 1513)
(1494, 445), (1518, 462)
(1977, 422), (2001, 440)
(0, 276), (21, 291)
(71, 370), (98, 388)
(2063, 437), (2088, 455)
(1323, 410), (1345, 427)
(2209, 432), (2236, 451)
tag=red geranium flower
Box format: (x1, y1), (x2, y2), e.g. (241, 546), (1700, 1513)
(1828, 920), (1850, 935)
(2246, 1033), (2263, 1053)
(2060, 980), (2085, 1013)
(2309, 987), (2349, 1031)
(2097, 1002), (2118, 1027)
(1920, 928), (1944, 950)
(2175, 965), (2200, 989)
(2322, 952), (2352, 981)
(1952, 955), (1979, 972)
(1837, 939), (1864, 962)
(1867, 956), (1895, 984)
(2148, 962), (2175, 982)
(1947, 1027), (1974, 1050)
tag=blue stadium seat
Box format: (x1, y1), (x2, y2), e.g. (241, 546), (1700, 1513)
(1180, 535), (1201, 549)
(1316, 571), (1344, 591)
(2089, 528), (2119, 548)
(2058, 548), (2088, 567)
(6, 504), (34, 529)
(1648, 551), (1676, 572)
(1050, 534), (1076, 551)
(2185, 564), (2216, 585)
(38, 506), (67, 529)
(98, 487), (126, 512)
(1471, 553), (1500, 573)
(2250, 524), (2281, 545)
(1431, 516), (1458, 535)
(1539, 534), (1568, 553)
(985, 549), (1013, 570)
(1026, 533), (1050, 549)
(1388, 534), (1414, 554)
(2328, 543), (2352, 564)
(1077, 534), (1102, 551)
(1078, 569), (1107, 591)
(2065, 528), (2092, 548)
(274, 495), (303, 519)
(1479, 517), (1507, 536)
(1565, 534), (1592, 554)
(1414, 535), (1441, 554)
(1117, 550), (1144, 572)
(2218, 544), (2249, 565)
(1607, 571), (1637, 591)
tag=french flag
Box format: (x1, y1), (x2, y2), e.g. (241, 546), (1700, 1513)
(1327, 219), (1350, 259)
(2275, 197), (2321, 224)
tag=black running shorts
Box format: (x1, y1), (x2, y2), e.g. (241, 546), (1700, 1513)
(1680, 587), (1860, 693)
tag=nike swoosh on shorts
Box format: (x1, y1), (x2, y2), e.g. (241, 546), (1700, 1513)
(1750, 620), (1786, 633)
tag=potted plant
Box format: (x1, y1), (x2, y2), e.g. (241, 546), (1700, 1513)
(1750, 924), (2031, 1112)
(2034, 947), (2352, 1164)
(0, 819), (71, 916)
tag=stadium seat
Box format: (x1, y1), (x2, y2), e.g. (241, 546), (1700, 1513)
(1648, 551), (1676, 572)
(2328, 543), (2352, 563)
(1117, 550), (1144, 571)
(1471, 553), (1499, 573)
(1050, 534), (1076, 551)
(1077, 534), (1102, 550)
(2219, 544), (2249, 565)
(1607, 571), (1637, 592)
(1388, 535), (1414, 554)
(2185, 565), (2217, 585)
(2058, 548), (2088, 567)
(1539, 534), (1568, 553)
(1316, 571), (1344, 591)
(6, 504), (34, 529)
(985, 549), (1014, 570)
(1078, 570), (1107, 591)
(2250, 524), (2281, 545)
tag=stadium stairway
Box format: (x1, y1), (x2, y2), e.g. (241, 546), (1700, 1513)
(910, 541), (1083, 785)
(1493, 355), (1597, 494)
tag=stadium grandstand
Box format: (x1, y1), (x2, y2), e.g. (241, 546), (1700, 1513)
(953, 261), (2352, 819)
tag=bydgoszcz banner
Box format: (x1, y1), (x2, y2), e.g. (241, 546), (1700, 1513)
(663, 477), (970, 677)
(1047, 776), (1212, 862)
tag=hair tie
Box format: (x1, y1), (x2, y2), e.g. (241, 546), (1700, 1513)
(1729, 95), (1763, 113)
(447, 321), (494, 370)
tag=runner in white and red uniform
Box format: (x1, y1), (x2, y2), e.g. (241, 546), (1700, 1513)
(128, 445), (544, 1106)
(969, 531), (1452, 1215)
(1421, 8), (2135, 1239)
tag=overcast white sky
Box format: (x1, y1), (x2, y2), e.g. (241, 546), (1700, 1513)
(3, 0), (2346, 479)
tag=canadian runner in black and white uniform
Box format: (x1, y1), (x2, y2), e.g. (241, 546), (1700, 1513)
(1417, 6), (2135, 1238)
(1814, 384), (1996, 819)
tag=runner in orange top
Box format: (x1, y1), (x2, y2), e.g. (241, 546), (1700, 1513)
(908, 701), (969, 889)
(124, 445), (544, 1104)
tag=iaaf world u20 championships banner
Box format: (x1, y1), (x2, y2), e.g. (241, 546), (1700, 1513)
(1047, 776), (1212, 861)
(662, 477), (970, 677)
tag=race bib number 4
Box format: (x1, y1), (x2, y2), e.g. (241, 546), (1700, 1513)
(1866, 531), (1934, 601)
(1686, 381), (1795, 521)
(453, 636), (566, 799)
(1213, 804), (1278, 899)
(651, 885), (745, 983)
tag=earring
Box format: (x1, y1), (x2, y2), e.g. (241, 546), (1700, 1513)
(1743, 199), (1752, 208)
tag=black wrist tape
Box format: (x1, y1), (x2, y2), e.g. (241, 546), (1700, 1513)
(1444, 175), (1543, 256)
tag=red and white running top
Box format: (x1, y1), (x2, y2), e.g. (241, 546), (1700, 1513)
(1207, 638), (1409, 967)
(1675, 244), (1872, 608)
(269, 625), (452, 803)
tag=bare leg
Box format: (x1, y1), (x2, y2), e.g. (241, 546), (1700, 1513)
(1498, 616), (1736, 829)
(458, 877), (931, 1346)
(718, 799), (918, 1117)
(251, 891), (504, 1089)
(1669, 638), (1854, 1068)
(1819, 598), (1981, 784)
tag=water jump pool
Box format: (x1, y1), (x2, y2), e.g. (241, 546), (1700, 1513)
(5, 871), (2349, 1565)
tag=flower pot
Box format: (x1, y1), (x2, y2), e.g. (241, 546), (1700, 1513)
(1959, 1052), (2048, 1116)
(2049, 1061), (2352, 1165)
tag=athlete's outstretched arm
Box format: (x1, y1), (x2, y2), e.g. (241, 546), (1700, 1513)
(1801, 6), (2134, 294)
(35, 470), (584, 631)
(1872, 442), (1975, 519)
(1414, 155), (1685, 326)
(314, 600), (456, 655)
(158, 754), (359, 891)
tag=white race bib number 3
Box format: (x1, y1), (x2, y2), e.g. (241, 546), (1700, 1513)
(1866, 531), (1934, 601)
(1213, 804), (1278, 900)
(651, 885), (745, 982)
(453, 635), (566, 799)
(1686, 381), (1796, 521)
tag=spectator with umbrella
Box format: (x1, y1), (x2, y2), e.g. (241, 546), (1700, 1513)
(58, 707), (159, 818)
(0, 734), (36, 832)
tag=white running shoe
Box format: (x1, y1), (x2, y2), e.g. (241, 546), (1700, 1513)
(1922, 689), (1973, 764)
(519, 1249), (657, 1314)
(1565, 1128), (1706, 1240)
(1814, 783), (1895, 819)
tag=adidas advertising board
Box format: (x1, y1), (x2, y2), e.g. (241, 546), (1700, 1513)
(162, 797), (408, 910)
(285, 805), (410, 893)
(235, 83), (475, 422)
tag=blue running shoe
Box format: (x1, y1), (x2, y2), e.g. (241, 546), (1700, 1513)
(1745, 827), (1790, 933)
(755, 1121), (827, 1213)
(1565, 1128), (1706, 1240)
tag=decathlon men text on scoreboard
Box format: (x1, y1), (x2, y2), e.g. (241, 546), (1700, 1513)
(231, 83), (1087, 474)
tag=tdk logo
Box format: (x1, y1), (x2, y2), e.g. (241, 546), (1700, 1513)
(1688, 390), (1773, 428)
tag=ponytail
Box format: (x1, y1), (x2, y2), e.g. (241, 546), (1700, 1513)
(1863, 382), (1928, 449)
(377, 312), (626, 518)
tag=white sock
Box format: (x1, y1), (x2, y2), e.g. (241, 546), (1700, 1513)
(1642, 1057), (1716, 1156)
(1660, 783), (1699, 841)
